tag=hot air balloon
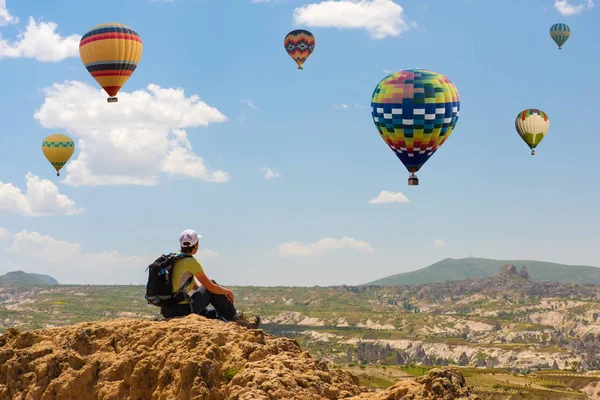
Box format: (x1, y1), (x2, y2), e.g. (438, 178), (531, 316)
(370, 69), (460, 186)
(284, 29), (315, 69)
(79, 23), (143, 103)
(42, 134), (75, 176)
(550, 23), (570, 49)
(515, 109), (549, 155)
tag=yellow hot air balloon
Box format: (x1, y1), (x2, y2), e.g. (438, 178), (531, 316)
(515, 109), (550, 155)
(79, 23), (143, 103)
(42, 134), (75, 176)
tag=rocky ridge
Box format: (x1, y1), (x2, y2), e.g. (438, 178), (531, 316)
(0, 316), (480, 400)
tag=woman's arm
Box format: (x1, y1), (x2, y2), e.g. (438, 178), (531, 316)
(195, 270), (234, 303)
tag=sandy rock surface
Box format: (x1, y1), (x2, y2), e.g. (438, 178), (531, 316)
(0, 316), (478, 400)
(350, 368), (481, 400)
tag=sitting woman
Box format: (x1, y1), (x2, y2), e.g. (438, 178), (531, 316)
(161, 229), (260, 329)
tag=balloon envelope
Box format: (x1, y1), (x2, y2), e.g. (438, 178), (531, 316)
(515, 109), (549, 154)
(42, 134), (75, 176)
(550, 23), (570, 49)
(79, 23), (143, 102)
(284, 29), (315, 69)
(370, 69), (460, 179)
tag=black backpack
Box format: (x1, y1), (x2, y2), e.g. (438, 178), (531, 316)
(145, 253), (193, 307)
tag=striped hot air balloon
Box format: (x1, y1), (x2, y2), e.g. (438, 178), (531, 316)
(42, 134), (75, 176)
(284, 29), (315, 70)
(79, 23), (143, 103)
(550, 23), (570, 50)
(515, 109), (550, 155)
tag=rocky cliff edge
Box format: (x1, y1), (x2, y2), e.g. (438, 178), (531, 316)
(0, 315), (479, 400)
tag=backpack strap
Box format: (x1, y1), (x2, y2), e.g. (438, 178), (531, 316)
(170, 253), (195, 305)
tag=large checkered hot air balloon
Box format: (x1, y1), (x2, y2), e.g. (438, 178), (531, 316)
(284, 29), (315, 70)
(515, 109), (550, 155)
(79, 23), (143, 103)
(370, 69), (461, 186)
(42, 134), (75, 176)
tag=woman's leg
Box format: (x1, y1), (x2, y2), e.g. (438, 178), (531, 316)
(209, 292), (238, 321)
(190, 282), (237, 320)
(190, 281), (258, 327)
(196, 280), (238, 321)
(190, 287), (212, 315)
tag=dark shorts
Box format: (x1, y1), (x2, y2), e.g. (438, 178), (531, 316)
(160, 282), (236, 321)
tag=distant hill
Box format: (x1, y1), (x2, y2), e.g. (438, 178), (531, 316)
(0, 271), (58, 285)
(365, 257), (600, 286)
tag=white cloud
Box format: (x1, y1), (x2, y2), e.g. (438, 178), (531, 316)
(383, 69), (393, 74)
(2, 230), (151, 284)
(2, 229), (219, 284)
(0, 173), (84, 216)
(239, 99), (259, 110)
(434, 239), (446, 248)
(0, 0), (18, 26)
(197, 249), (219, 259)
(293, 0), (414, 39)
(0, 17), (80, 62)
(554, 0), (594, 15)
(369, 190), (409, 204)
(0, 227), (9, 241)
(279, 237), (375, 257)
(259, 166), (281, 180)
(34, 81), (229, 187)
(334, 103), (367, 110)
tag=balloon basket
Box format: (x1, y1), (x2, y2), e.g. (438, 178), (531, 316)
(107, 97), (118, 103)
(531, 150), (535, 155)
(408, 175), (419, 186)
(298, 66), (303, 70)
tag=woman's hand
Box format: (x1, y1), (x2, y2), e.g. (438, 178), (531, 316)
(225, 289), (235, 304)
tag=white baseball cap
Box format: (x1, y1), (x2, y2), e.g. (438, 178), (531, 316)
(179, 229), (201, 247)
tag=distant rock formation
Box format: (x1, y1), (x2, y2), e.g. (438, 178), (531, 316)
(501, 264), (518, 275)
(486, 357), (498, 369)
(495, 264), (532, 280)
(519, 266), (532, 280)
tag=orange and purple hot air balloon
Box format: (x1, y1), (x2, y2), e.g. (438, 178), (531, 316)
(284, 29), (315, 70)
(79, 23), (143, 103)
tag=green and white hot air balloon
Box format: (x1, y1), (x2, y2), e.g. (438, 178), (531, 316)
(550, 23), (570, 49)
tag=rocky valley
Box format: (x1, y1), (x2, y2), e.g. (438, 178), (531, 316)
(1, 264), (600, 398)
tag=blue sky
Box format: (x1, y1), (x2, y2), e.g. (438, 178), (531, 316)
(0, 0), (599, 286)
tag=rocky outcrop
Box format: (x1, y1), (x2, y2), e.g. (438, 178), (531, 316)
(495, 264), (532, 281)
(501, 264), (518, 275)
(0, 316), (366, 400)
(0, 316), (478, 400)
(351, 368), (481, 400)
(519, 266), (532, 280)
